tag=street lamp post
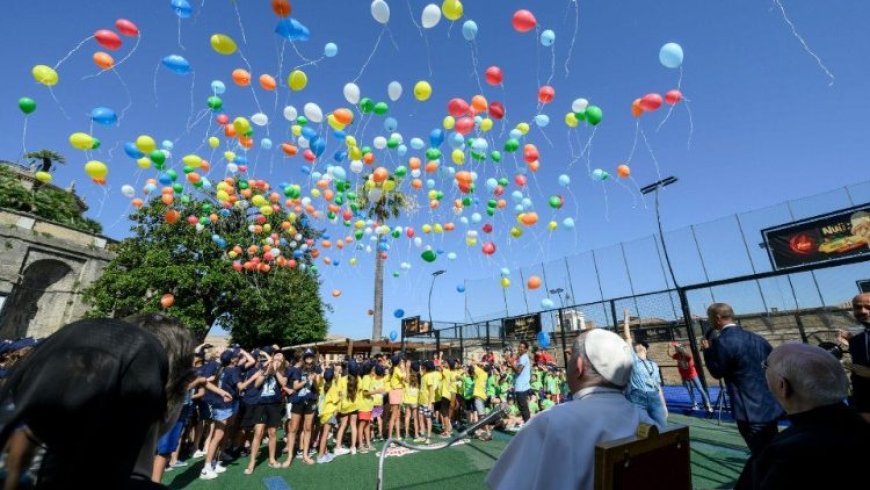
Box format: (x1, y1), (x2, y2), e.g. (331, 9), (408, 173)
(406, 270), (445, 353)
(549, 288), (565, 307)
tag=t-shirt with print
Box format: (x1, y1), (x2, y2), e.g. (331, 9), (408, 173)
(204, 366), (241, 409)
(241, 367), (262, 405)
(289, 367), (317, 404)
(257, 369), (283, 405)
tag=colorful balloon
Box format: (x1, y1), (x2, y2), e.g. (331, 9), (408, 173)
(324, 42), (338, 57)
(93, 52), (114, 70)
(485, 66), (503, 86)
(32, 65), (58, 86)
(162, 54), (191, 75)
(288, 70), (308, 91)
(210, 34), (237, 55)
(414, 81), (432, 101)
(387, 81), (402, 101)
(665, 89), (683, 105)
(18, 97), (36, 115)
(512, 9), (537, 33)
(275, 18), (310, 41)
(35, 172), (52, 184)
(272, 0), (291, 17)
(115, 19), (140, 37)
(538, 85), (555, 104)
(69, 132), (95, 150)
(171, 0), (192, 18)
(90, 107), (117, 126)
(540, 29), (555, 46)
(232, 68), (251, 86)
(422, 4), (442, 28)
(462, 20), (478, 41)
(659, 42), (684, 69)
(371, 0), (390, 24)
(527, 276), (542, 290)
(442, 0), (463, 21)
(393, 308), (405, 318)
(640, 93), (663, 112)
(94, 29), (122, 50)
(84, 160), (108, 179)
(586, 105), (603, 125)
(616, 164), (631, 178)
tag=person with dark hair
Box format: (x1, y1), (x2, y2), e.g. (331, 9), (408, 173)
(386, 355), (407, 443)
(701, 303), (782, 455)
(736, 343), (870, 489)
(243, 349), (287, 474)
(282, 349), (318, 466)
(621, 313), (668, 429)
(357, 362), (375, 453)
(334, 361), (360, 456)
(668, 341), (713, 412)
(0, 318), (181, 489)
(510, 340), (533, 424)
(315, 365), (341, 463)
(199, 349), (243, 480)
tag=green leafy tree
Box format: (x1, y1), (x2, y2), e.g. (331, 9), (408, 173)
(355, 182), (418, 342)
(25, 149), (66, 174)
(83, 197), (329, 345)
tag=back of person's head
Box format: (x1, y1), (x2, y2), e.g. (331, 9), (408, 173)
(767, 343), (848, 411)
(375, 364), (386, 376)
(569, 329), (633, 392)
(0, 318), (168, 489)
(707, 303), (734, 321)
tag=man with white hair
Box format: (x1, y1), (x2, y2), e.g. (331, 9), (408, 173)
(838, 292), (870, 421)
(736, 343), (869, 489)
(486, 329), (654, 490)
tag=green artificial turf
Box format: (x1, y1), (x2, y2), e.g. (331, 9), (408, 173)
(165, 414), (749, 489)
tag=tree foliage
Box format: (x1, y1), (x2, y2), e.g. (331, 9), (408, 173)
(83, 196), (329, 346)
(0, 164), (102, 234)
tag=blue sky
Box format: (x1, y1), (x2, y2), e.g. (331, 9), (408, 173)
(2, 1), (869, 340)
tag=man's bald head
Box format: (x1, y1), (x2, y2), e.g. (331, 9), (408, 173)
(766, 343), (847, 414)
(852, 293), (870, 326)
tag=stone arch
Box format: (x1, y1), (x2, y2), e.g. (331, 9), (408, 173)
(0, 259), (73, 338)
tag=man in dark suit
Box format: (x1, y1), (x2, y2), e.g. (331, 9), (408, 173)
(701, 303), (782, 455)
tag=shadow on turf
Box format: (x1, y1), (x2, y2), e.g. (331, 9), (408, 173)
(690, 447), (745, 489)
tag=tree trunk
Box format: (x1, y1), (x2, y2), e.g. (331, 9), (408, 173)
(40, 158), (51, 173)
(371, 251), (385, 350)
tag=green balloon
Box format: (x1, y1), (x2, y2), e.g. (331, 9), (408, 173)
(487, 199), (497, 208)
(471, 151), (486, 161)
(350, 203), (359, 212)
(548, 195), (563, 209)
(154, 161), (166, 170)
(172, 183), (184, 193)
(504, 138), (519, 152)
(334, 194), (345, 205)
(207, 96), (223, 110)
(238, 180), (249, 190)
(387, 137), (399, 149)
(327, 211), (336, 220)
(166, 169), (178, 181)
(199, 216), (210, 225)
(394, 166), (407, 177)
(490, 150), (502, 162)
(91, 138), (101, 150)
(421, 250), (437, 263)
(486, 208), (495, 216)
(361, 146), (373, 155)
(585, 106), (603, 126)
(391, 229), (400, 238)
(373, 102), (389, 115)
(150, 150), (166, 164)
(435, 190), (444, 200)
(574, 110), (586, 121)
(461, 197), (472, 206)
(392, 271), (400, 277)
(426, 148), (442, 160)
(18, 97), (36, 115)
(359, 98), (375, 113)
(497, 177), (509, 187)
(354, 230), (364, 240)
(296, 116), (308, 126)
(202, 203), (213, 212)
(183, 165), (196, 174)
(346, 191), (358, 201)
(283, 184), (300, 198)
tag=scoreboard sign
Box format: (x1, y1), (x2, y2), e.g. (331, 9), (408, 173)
(503, 313), (542, 341)
(402, 316), (430, 335)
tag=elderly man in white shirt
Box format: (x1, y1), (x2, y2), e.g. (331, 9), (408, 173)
(486, 329), (654, 490)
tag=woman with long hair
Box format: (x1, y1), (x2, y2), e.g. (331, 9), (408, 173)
(282, 349), (319, 467)
(334, 362), (359, 456)
(387, 355), (408, 442)
(315, 364), (341, 463)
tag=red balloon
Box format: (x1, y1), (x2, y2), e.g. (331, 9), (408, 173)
(115, 19), (140, 37)
(523, 144), (539, 163)
(216, 114), (229, 125)
(485, 66), (503, 86)
(493, 185), (504, 196)
(303, 149), (316, 162)
(512, 9), (537, 33)
(538, 85), (555, 104)
(482, 241), (497, 256)
(640, 93), (663, 112)
(631, 98), (643, 118)
(447, 98), (470, 117)
(455, 116), (474, 135)
(406, 227), (415, 238)
(482, 223), (493, 234)
(94, 29), (123, 50)
(665, 89), (683, 106)
(272, 0), (292, 17)
(488, 101), (505, 120)
(514, 174), (527, 187)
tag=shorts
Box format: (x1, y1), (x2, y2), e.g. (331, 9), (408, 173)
(474, 397), (486, 416)
(255, 403), (284, 427)
(388, 389), (404, 405)
(358, 411), (372, 421)
(290, 400), (317, 415)
(420, 406), (433, 418)
(319, 412), (338, 426)
(464, 399), (475, 412)
(372, 406), (384, 419)
(155, 419), (185, 455)
(239, 401), (257, 429)
(209, 401), (237, 423)
(439, 398), (451, 417)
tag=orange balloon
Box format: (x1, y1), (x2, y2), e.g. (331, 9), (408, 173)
(408, 157), (422, 170)
(239, 137), (254, 149)
(429, 200), (440, 209)
(363, 153), (375, 165)
(526, 160), (540, 173)
(411, 179), (423, 189)
(631, 98), (643, 118)
(165, 209), (180, 223)
(160, 293), (175, 309)
(259, 74), (277, 91)
(316, 179), (329, 189)
(232, 68), (251, 87)
(199, 160), (211, 172)
(372, 167), (388, 183)
(161, 194), (174, 205)
(333, 108), (354, 125)
(444, 222), (455, 231)
(224, 125), (237, 138)
(331, 288), (342, 298)
(272, 0), (291, 17)
(616, 164), (631, 178)
(496, 199), (507, 209)
(323, 189), (335, 201)
(521, 212), (539, 226)
(131, 198), (144, 208)
(281, 143), (298, 156)
(527, 276), (542, 290)
(425, 161), (439, 173)
(93, 51), (114, 70)
(470, 95), (488, 114)
(186, 172), (201, 184)
(455, 170), (473, 185)
(321, 240), (332, 248)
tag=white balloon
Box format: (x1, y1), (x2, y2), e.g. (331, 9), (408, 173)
(303, 102), (323, 123)
(410, 169), (421, 178)
(297, 136), (310, 149)
(413, 236), (423, 247)
(120, 185), (135, 198)
(387, 81), (402, 102)
(373, 136), (387, 150)
(410, 137), (424, 149)
(343, 82), (361, 105)
(283, 105), (298, 121)
(368, 188), (383, 202)
(227, 163), (239, 173)
(421, 4), (441, 28)
(350, 160), (364, 173)
(371, 0), (390, 24)
(572, 98), (589, 113)
(251, 112), (269, 126)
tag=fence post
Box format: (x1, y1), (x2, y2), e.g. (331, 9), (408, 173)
(485, 321), (491, 350)
(435, 330), (441, 355)
(609, 300), (618, 332)
(679, 288), (709, 392)
(558, 307), (569, 369)
(458, 324), (465, 360)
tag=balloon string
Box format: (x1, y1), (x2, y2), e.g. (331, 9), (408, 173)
(177, 17), (185, 50)
(353, 28), (385, 83)
(656, 67), (683, 133)
(114, 68), (134, 124)
(772, 0), (835, 86)
(630, 176), (649, 209)
(84, 34), (142, 80)
(47, 87), (70, 120)
(54, 35), (94, 70)
(406, 0), (423, 37)
(185, 71), (198, 132)
(614, 178), (638, 209)
(683, 99), (695, 150)
(106, 140), (121, 162)
(545, 45), (556, 86)
(152, 62), (161, 107)
(639, 126), (663, 183)
(233, 0), (249, 45)
(537, 126), (555, 149)
(21, 117), (28, 158)
(626, 120), (640, 162)
(469, 42), (484, 96)
(293, 56), (326, 71)
(275, 40), (287, 112)
(237, 48), (265, 117)
(289, 40), (317, 65)
(564, 0), (580, 78)
(600, 181), (610, 222)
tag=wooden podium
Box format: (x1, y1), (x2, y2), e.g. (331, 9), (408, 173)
(594, 424), (691, 490)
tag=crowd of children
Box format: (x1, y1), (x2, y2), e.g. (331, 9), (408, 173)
(166, 343), (569, 481)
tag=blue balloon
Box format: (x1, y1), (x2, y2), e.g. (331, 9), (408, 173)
(171, 0), (192, 18)
(124, 142), (144, 159)
(389, 330), (398, 341)
(537, 330), (551, 347)
(211, 80), (226, 94)
(310, 136), (326, 157)
(162, 54), (191, 75)
(384, 117), (398, 132)
(90, 107), (117, 126)
(161, 140), (174, 150)
(659, 42), (684, 69)
(461, 20), (478, 41)
(456, 284), (466, 293)
(447, 252), (457, 260)
(540, 29), (555, 47)
(332, 129), (347, 140)
(158, 173), (173, 185)
(260, 138), (273, 150)
(332, 166), (347, 180)
(324, 42), (338, 57)
(234, 155), (248, 164)
(562, 217), (575, 229)
(486, 178), (498, 191)
(397, 144), (408, 156)
(534, 114), (550, 127)
(300, 165), (311, 175)
(591, 168), (609, 181)
(509, 129), (523, 139)
(410, 137), (425, 150)
(275, 18), (310, 42)
(393, 309), (405, 319)
(429, 129), (444, 147)
(558, 174), (570, 187)
(301, 126), (317, 139)
(333, 150), (347, 162)
(449, 132), (465, 149)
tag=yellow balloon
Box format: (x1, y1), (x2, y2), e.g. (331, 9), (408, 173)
(182, 154), (202, 166)
(427, 190), (438, 201)
(136, 157), (152, 169)
(260, 206), (273, 216)
(345, 135), (358, 147)
(548, 220), (558, 231)
(84, 160), (108, 179)
(354, 220), (365, 230)
(422, 223), (433, 234)
(349, 146), (362, 160)
(232, 117), (250, 135)
(500, 277), (511, 288)
(310, 189), (321, 198)
(510, 226), (523, 238)
(135, 135), (156, 153)
(224, 151), (236, 161)
(251, 195), (267, 207)
(516, 122), (530, 135)
(443, 116), (455, 130)
(433, 223), (444, 233)
(32, 65), (59, 86)
(350, 257), (358, 266)
(442, 0), (464, 21)
(69, 132), (94, 151)
(451, 149), (465, 165)
(288, 70), (308, 91)
(564, 112), (578, 128)
(327, 114), (345, 131)
(208, 136), (220, 148)
(210, 34), (238, 55)
(216, 190), (230, 202)
(34, 171), (52, 184)
(383, 180), (396, 192)
(480, 118), (494, 132)
(414, 80), (432, 101)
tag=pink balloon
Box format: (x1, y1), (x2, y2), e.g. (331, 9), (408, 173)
(538, 85), (555, 104)
(665, 89), (683, 106)
(640, 93), (663, 112)
(94, 29), (123, 50)
(514, 174), (527, 187)
(455, 117), (475, 135)
(485, 66), (503, 86)
(512, 9), (537, 33)
(115, 19), (140, 37)
(447, 98), (470, 118)
(482, 241), (497, 256)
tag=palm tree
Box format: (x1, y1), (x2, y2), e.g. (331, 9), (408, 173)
(355, 180), (418, 345)
(26, 149), (66, 174)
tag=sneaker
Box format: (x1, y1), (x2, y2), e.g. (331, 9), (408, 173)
(333, 447), (350, 456)
(192, 450), (206, 459)
(172, 460), (188, 468)
(424, 439), (431, 445)
(350, 447), (357, 455)
(316, 455), (332, 464)
(200, 469), (218, 480)
(359, 447), (369, 454)
(413, 437), (425, 443)
(164, 465), (174, 472)
(213, 463), (227, 474)
(691, 404), (700, 411)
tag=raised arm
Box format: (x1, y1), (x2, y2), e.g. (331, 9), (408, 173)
(622, 308), (632, 344)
